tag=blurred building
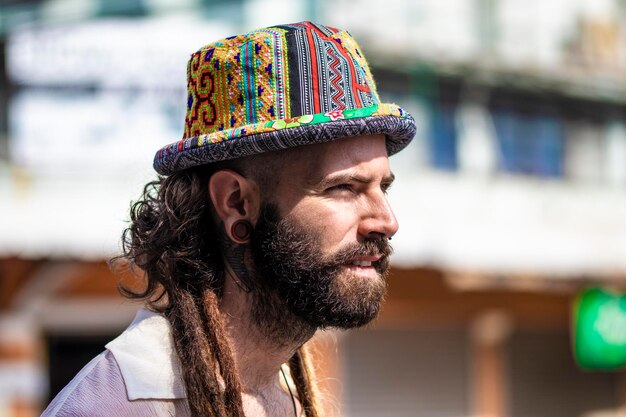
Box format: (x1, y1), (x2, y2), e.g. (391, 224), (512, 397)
(1, 1), (626, 416)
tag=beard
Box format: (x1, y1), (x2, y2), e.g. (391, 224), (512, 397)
(249, 203), (391, 338)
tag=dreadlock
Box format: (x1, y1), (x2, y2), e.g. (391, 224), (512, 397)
(290, 344), (322, 417)
(114, 166), (322, 417)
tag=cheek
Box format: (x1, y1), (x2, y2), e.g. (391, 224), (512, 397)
(289, 201), (359, 248)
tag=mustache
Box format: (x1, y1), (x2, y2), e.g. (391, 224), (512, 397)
(329, 237), (393, 274)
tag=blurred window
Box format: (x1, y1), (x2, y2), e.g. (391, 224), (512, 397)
(96, 0), (147, 17)
(46, 333), (116, 404)
(200, 0), (243, 6)
(0, 38), (8, 160)
(491, 109), (564, 178)
(428, 102), (459, 171)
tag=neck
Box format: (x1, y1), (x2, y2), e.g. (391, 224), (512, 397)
(219, 271), (316, 393)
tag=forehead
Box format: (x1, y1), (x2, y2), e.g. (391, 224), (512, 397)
(278, 134), (390, 186)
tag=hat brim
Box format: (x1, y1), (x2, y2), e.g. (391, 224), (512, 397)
(153, 104), (416, 175)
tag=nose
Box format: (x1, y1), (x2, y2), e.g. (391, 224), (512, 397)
(358, 192), (399, 240)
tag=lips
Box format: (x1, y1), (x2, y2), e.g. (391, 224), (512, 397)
(349, 255), (382, 267)
(350, 260), (373, 267)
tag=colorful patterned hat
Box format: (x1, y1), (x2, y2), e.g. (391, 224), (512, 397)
(153, 21), (416, 175)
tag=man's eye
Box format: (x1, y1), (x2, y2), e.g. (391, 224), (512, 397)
(328, 184), (354, 193)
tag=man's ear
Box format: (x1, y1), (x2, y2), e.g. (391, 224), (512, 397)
(208, 169), (260, 240)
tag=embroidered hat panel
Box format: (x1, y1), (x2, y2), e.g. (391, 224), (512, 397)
(154, 21), (416, 175)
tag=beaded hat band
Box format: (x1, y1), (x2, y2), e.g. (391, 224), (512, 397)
(153, 21), (416, 175)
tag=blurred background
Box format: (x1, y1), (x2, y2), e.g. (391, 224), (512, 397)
(1, 0), (626, 416)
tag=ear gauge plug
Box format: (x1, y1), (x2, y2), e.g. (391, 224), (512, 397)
(231, 220), (252, 244)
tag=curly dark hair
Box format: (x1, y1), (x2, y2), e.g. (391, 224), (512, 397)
(114, 164), (321, 417)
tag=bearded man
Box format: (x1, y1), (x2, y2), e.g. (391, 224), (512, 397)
(42, 21), (415, 417)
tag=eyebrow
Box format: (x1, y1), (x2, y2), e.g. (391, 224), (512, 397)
(313, 171), (396, 189)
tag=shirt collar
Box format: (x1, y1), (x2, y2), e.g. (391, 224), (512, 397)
(105, 308), (186, 400)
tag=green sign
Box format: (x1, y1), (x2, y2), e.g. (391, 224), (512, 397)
(573, 288), (626, 370)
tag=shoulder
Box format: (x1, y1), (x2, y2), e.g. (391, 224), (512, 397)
(41, 350), (188, 417)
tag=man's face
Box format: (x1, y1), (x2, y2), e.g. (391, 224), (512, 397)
(250, 134), (399, 330)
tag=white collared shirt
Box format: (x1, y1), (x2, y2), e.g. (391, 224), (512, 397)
(41, 308), (299, 417)
(41, 308), (190, 417)
(105, 308), (186, 400)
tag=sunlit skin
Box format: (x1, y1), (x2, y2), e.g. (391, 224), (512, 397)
(209, 134), (398, 417)
(271, 134), (399, 282)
